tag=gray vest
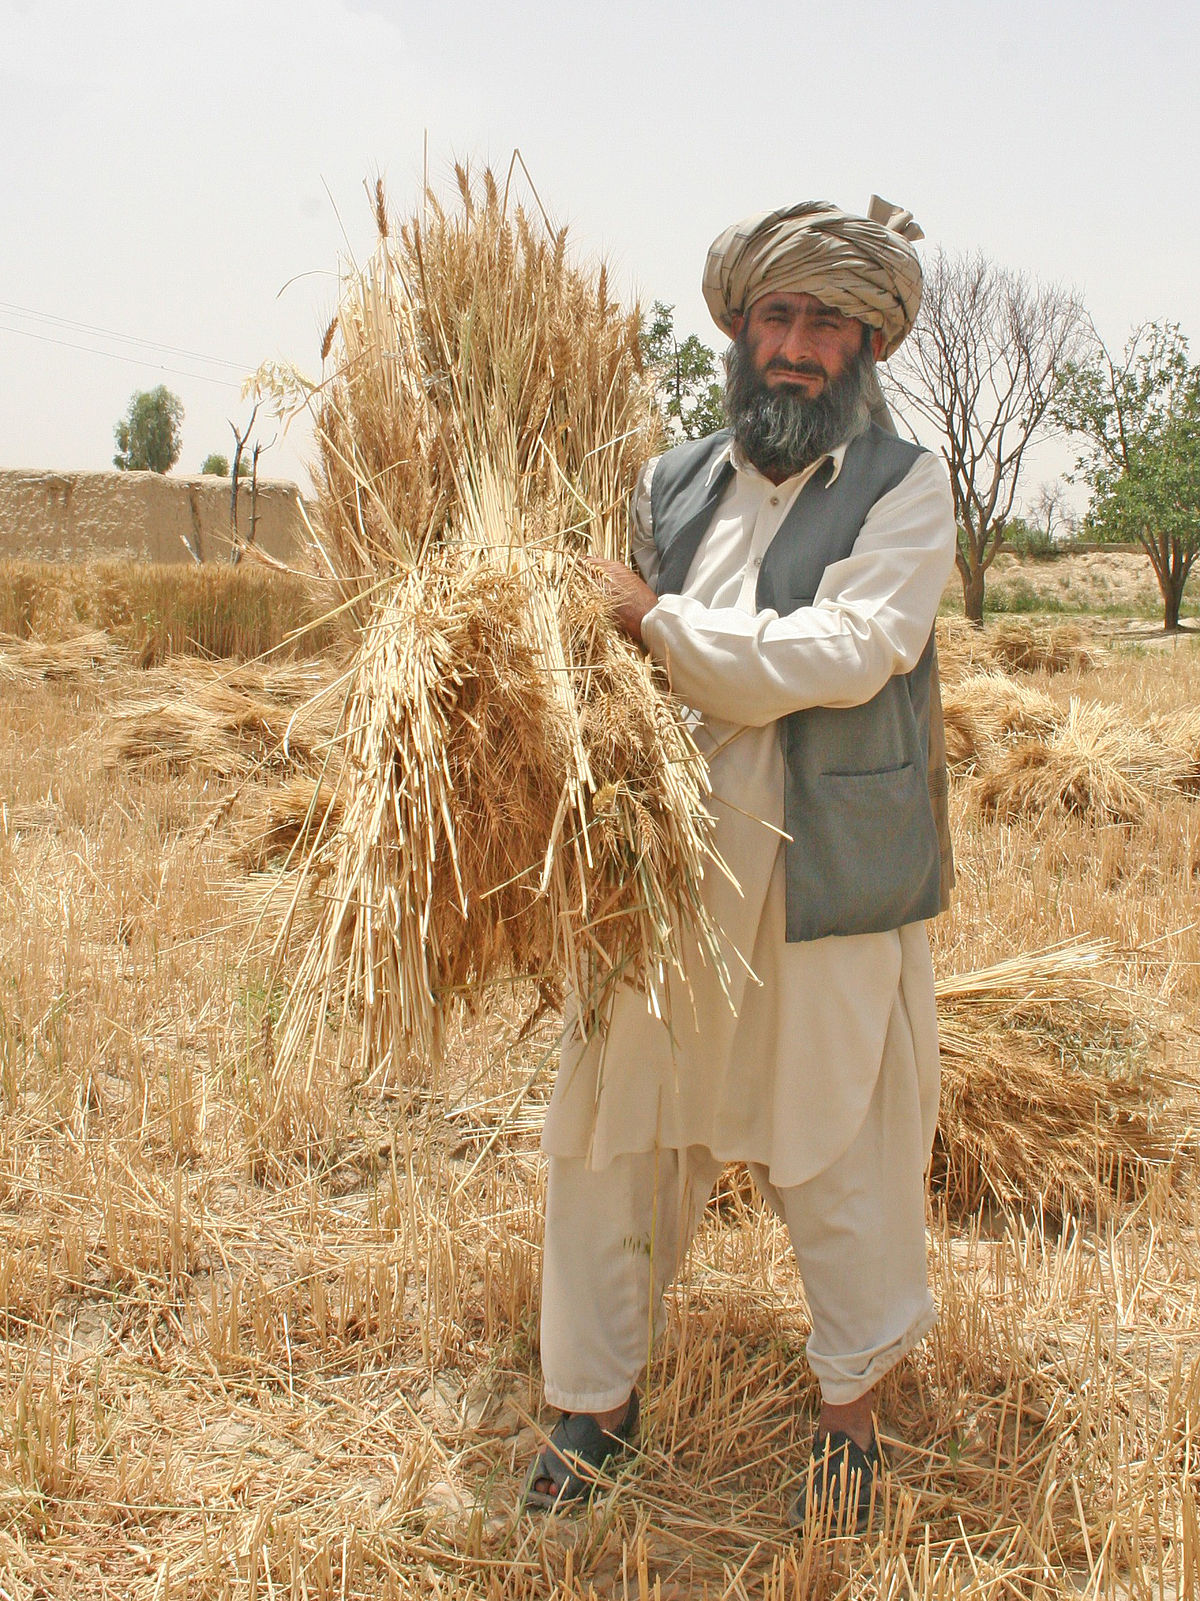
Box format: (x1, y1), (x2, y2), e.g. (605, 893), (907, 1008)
(650, 425), (944, 941)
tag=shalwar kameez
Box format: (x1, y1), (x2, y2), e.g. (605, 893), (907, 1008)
(539, 434), (957, 1412)
(534, 194), (958, 1448)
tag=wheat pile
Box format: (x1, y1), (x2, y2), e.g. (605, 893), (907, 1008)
(975, 698), (1162, 824)
(269, 168), (723, 1077)
(934, 617), (1094, 681)
(987, 617), (1098, 675)
(104, 661), (341, 778)
(941, 670), (1061, 771)
(232, 776), (344, 871)
(0, 627), (121, 682)
(932, 944), (1188, 1215)
(939, 633), (1200, 822)
(1145, 706), (1200, 793)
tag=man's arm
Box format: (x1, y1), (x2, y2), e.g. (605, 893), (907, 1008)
(637, 454), (955, 726)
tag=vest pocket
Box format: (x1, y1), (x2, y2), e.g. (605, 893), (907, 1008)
(785, 759), (940, 939)
(820, 759), (912, 779)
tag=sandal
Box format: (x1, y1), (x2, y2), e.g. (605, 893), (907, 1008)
(522, 1392), (639, 1509)
(788, 1428), (882, 1533)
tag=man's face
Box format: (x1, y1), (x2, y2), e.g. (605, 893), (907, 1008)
(730, 292), (880, 397)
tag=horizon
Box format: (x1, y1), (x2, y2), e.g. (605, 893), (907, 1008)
(4, 0), (1196, 514)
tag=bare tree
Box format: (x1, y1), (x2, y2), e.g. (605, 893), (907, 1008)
(227, 403), (274, 566)
(887, 251), (1090, 624)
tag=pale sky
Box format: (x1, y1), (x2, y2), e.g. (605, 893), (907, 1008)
(3, 0), (1196, 507)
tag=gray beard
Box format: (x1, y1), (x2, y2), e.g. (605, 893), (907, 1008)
(724, 333), (874, 479)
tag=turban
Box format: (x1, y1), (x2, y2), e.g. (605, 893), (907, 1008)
(702, 196), (925, 359)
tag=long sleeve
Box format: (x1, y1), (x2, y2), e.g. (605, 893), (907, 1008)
(640, 452), (955, 727)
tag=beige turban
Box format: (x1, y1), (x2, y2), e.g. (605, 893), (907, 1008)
(702, 196), (925, 359)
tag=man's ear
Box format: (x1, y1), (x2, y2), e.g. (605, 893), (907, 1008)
(729, 311), (745, 338)
(870, 328), (885, 361)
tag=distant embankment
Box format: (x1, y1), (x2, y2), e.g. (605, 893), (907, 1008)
(0, 469), (312, 564)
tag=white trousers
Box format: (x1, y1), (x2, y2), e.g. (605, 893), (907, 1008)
(540, 1053), (937, 1410)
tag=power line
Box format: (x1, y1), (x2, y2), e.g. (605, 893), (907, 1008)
(0, 299), (251, 371)
(0, 321), (243, 389)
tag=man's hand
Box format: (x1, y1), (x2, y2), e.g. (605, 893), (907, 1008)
(588, 557), (658, 649)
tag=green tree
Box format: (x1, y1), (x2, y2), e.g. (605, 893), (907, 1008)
(1056, 323), (1200, 632)
(113, 386), (184, 472)
(199, 452), (252, 479)
(642, 301), (725, 441)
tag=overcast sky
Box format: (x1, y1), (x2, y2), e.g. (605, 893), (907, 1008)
(3, 0), (1196, 506)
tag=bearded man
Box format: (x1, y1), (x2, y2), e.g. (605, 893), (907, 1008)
(525, 198), (956, 1530)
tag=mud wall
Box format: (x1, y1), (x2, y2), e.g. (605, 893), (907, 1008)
(0, 469), (313, 564)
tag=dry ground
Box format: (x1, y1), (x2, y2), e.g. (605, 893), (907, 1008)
(1, 586), (1198, 1598)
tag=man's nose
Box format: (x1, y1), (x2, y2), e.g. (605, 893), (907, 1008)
(779, 318), (818, 365)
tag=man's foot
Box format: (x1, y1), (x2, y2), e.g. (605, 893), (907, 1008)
(522, 1392), (639, 1509)
(788, 1427), (882, 1533)
(817, 1389), (875, 1451)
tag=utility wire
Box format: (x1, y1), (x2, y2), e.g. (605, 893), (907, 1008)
(0, 322), (244, 389)
(0, 299), (252, 371)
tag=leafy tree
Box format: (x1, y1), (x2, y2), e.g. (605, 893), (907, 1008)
(1002, 515), (1056, 559)
(199, 452), (253, 479)
(113, 386), (184, 473)
(642, 301), (725, 441)
(887, 251), (1089, 624)
(1055, 322), (1200, 631)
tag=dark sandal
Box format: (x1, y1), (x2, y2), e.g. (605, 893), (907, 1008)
(522, 1392), (639, 1509)
(788, 1428), (882, 1533)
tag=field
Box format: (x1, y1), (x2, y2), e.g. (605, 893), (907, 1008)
(972, 548), (1199, 629)
(0, 560), (1198, 1599)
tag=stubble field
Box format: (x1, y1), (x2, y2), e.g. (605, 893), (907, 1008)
(0, 560), (1197, 1599)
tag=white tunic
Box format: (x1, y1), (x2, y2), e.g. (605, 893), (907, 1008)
(541, 437), (957, 1187)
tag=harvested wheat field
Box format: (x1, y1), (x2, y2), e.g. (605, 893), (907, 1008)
(0, 584), (1197, 1601)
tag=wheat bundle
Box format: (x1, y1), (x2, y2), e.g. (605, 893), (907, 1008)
(271, 166), (724, 1076)
(935, 618), (998, 681)
(233, 777), (344, 872)
(0, 628), (120, 683)
(940, 671), (1061, 771)
(932, 944), (1193, 1216)
(105, 674), (335, 778)
(940, 696), (980, 770)
(976, 697), (1157, 824)
(987, 618), (1098, 676)
(1143, 707), (1200, 793)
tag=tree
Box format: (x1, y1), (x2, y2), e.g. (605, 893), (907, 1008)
(112, 385), (184, 473)
(199, 452), (253, 479)
(1004, 482), (1080, 556)
(642, 301), (725, 441)
(1055, 322), (1200, 632)
(887, 251), (1089, 624)
(1027, 481), (1080, 548)
(226, 402), (275, 565)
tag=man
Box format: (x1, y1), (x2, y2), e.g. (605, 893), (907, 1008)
(525, 198), (956, 1529)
